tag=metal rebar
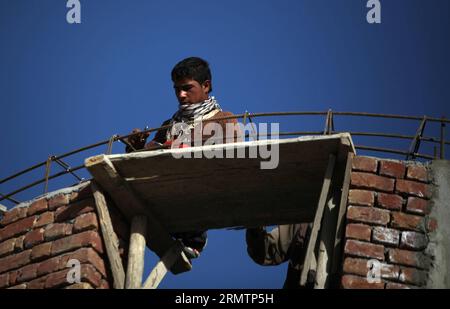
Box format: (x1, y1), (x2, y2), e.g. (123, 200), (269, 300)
(0, 192), (20, 204)
(355, 145), (434, 160)
(0, 165), (86, 203)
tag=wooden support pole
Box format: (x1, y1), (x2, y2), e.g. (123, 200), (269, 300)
(91, 182), (126, 289)
(314, 193), (338, 289)
(300, 153), (336, 286)
(126, 215), (147, 289)
(142, 241), (184, 289)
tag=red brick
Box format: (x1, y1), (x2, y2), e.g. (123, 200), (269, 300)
(44, 268), (71, 289)
(0, 250), (31, 273)
(63, 247), (107, 277)
(386, 282), (415, 289)
(352, 156), (378, 173)
(28, 198), (48, 216)
(406, 165), (428, 183)
(391, 212), (424, 232)
(388, 248), (431, 269)
(0, 237), (16, 258)
(343, 257), (399, 280)
(379, 161), (405, 179)
(348, 190), (374, 207)
(341, 275), (385, 289)
(396, 179), (431, 198)
(27, 276), (47, 289)
(31, 242), (52, 261)
(406, 197), (430, 215)
(73, 213), (98, 233)
(51, 230), (104, 256)
(44, 223), (73, 241)
(400, 231), (428, 250)
(54, 198), (95, 222)
(377, 193), (403, 211)
(399, 266), (427, 286)
(347, 206), (390, 226)
(14, 235), (25, 252)
(344, 239), (385, 260)
(35, 212), (54, 228)
(0, 216), (37, 242)
(0, 207), (28, 226)
(372, 227), (400, 246)
(37, 256), (61, 277)
(0, 273), (9, 288)
(16, 264), (38, 283)
(426, 217), (438, 233)
(23, 228), (45, 249)
(8, 270), (18, 286)
(8, 283), (27, 289)
(44, 264), (102, 289)
(48, 194), (69, 210)
(346, 224), (372, 241)
(351, 172), (395, 192)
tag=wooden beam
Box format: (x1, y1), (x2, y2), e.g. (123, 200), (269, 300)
(330, 152), (354, 284)
(314, 191), (338, 289)
(85, 155), (192, 274)
(91, 182), (125, 289)
(126, 215), (147, 289)
(300, 153), (336, 286)
(142, 241), (184, 289)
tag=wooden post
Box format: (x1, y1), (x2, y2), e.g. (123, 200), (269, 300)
(330, 153), (353, 285)
(300, 154), (336, 286)
(314, 192), (338, 289)
(126, 215), (147, 289)
(142, 241), (184, 289)
(91, 182), (125, 289)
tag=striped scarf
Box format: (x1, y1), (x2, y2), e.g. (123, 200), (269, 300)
(172, 96), (222, 122)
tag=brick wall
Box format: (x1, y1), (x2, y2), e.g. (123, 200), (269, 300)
(341, 156), (436, 289)
(0, 182), (129, 289)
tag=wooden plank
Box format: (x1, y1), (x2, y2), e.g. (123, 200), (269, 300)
(314, 191), (338, 289)
(85, 155), (192, 274)
(91, 182), (125, 289)
(300, 154), (336, 286)
(100, 134), (354, 232)
(142, 241), (184, 289)
(126, 215), (147, 289)
(330, 152), (354, 284)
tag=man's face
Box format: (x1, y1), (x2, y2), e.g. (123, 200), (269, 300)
(173, 78), (210, 105)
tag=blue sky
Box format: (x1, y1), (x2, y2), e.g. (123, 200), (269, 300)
(0, 0), (449, 288)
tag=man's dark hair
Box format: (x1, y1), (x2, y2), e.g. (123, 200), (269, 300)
(171, 57), (212, 93)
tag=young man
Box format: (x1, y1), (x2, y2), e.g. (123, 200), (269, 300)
(126, 57), (239, 259)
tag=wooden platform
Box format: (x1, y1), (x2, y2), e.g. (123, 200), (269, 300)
(85, 133), (355, 233)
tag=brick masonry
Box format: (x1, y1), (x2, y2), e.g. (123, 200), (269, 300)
(0, 182), (129, 289)
(342, 156), (435, 289)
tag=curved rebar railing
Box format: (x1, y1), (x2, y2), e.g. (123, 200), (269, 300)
(1, 110), (448, 206)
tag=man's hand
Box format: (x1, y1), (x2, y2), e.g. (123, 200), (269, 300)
(126, 128), (150, 150)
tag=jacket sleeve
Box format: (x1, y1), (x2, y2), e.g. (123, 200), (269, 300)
(246, 225), (300, 266)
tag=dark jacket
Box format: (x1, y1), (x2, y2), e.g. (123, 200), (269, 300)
(246, 223), (310, 288)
